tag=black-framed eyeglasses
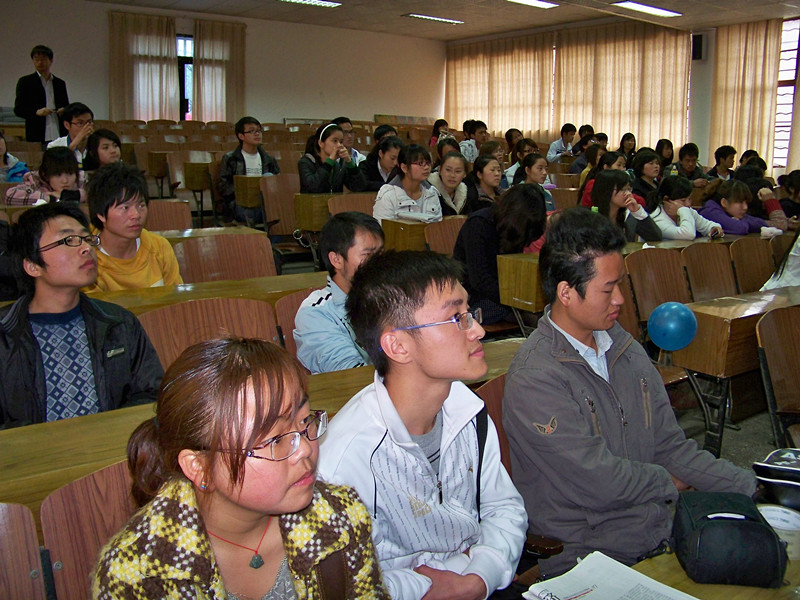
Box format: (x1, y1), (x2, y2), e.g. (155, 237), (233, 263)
(70, 119), (93, 127)
(241, 410), (327, 462)
(341, 129), (355, 136)
(391, 308), (482, 333)
(242, 129), (261, 135)
(39, 234), (100, 253)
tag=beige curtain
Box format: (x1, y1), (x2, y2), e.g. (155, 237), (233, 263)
(786, 64), (800, 169)
(710, 20), (782, 173)
(446, 32), (555, 141)
(193, 20), (246, 123)
(554, 22), (690, 149)
(109, 12), (179, 121)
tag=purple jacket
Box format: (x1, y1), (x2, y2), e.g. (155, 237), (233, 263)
(699, 200), (765, 235)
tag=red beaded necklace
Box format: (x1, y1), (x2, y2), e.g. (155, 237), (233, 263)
(207, 515), (272, 569)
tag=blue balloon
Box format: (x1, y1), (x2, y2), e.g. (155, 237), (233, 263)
(647, 302), (697, 351)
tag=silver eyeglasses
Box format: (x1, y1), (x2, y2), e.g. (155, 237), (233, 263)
(244, 410), (327, 462)
(39, 234), (101, 253)
(392, 308), (483, 333)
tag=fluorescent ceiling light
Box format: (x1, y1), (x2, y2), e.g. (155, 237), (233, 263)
(506, 0), (558, 8)
(612, 1), (681, 17)
(404, 13), (464, 24)
(278, 0), (341, 7)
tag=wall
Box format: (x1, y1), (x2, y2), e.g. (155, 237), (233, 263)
(1, 0), (446, 124)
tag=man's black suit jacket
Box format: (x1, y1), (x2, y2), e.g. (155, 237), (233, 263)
(14, 72), (69, 143)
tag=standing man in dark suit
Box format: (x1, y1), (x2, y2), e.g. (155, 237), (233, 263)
(14, 45), (69, 145)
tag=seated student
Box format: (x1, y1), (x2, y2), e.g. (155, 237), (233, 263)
(503, 207), (757, 578)
(429, 151), (468, 216)
(0, 131), (28, 183)
(479, 140), (509, 189)
(735, 164), (792, 231)
(521, 152), (556, 211)
(569, 133), (599, 174)
(578, 124), (595, 139)
(294, 212), (384, 374)
(665, 142), (710, 188)
(374, 123), (398, 144)
(217, 116), (280, 223)
(318, 250), (527, 600)
(506, 137), (537, 186)
(763, 228), (800, 290)
(459, 119), (489, 163)
(778, 170), (800, 220)
(616, 132), (637, 168)
(331, 116), (367, 165)
(579, 151), (629, 208)
(359, 135), (404, 191)
(579, 143), (605, 187)
(547, 122), (577, 163)
(595, 132), (609, 149)
(739, 148), (760, 167)
(5, 146), (86, 205)
(429, 119), (449, 148)
(47, 102), (93, 168)
(648, 175), (722, 240)
(592, 170), (661, 242)
(373, 144), (441, 224)
(630, 149), (661, 199)
(298, 123), (367, 194)
(0, 203), (162, 428)
(433, 136), (460, 171)
(84, 163), (182, 292)
(465, 154), (503, 213)
(504, 128), (523, 161)
(93, 337), (388, 598)
(655, 138), (674, 174)
(699, 180), (767, 235)
(82, 129), (122, 172)
(707, 145), (737, 180)
(454, 184), (548, 324)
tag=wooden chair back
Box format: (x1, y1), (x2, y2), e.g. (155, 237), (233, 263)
(0, 182), (15, 201)
(616, 273), (642, 341)
(138, 298), (280, 369)
(260, 173), (302, 236)
(14, 151), (43, 171)
(166, 151), (213, 192)
(551, 173), (580, 188)
(729, 237), (775, 293)
(424, 216), (467, 257)
(146, 200), (193, 230)
(681, 243), (738, 302)
(173, 234), (277, 282)
(184, 161), (212, 192)
(234, 175), (263, 209)
(549, 161), (570, 174)
(757, 306), (800, 446)
(550, 187), (579, 210)
(40, 460), (136, 600)
(6, 140), (42, 153)
(275, 287), (317, 358)
(327, 193), (377, 217)
(0, 503), (47, 599)
(473, 374), (511, 475)
(771, 233), (796, 268)
(624, 248), (691, 321)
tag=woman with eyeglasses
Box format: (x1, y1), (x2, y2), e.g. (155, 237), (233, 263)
(453, 184), (548, 324)
(372, 143), (441, 225)
(93, 337), (389, 599)
(5, 146), (86, 205)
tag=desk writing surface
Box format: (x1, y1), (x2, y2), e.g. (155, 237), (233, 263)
(0, 338), (523, 533)
(295, 193), (332, 231)
(381, 218), (428, 252)
(153, 226), (264, 246)
(87, 271), (328, 314)
(671, 286), (800, 378)
(633, 552), (800, 599)
(497, 254), (547, 312)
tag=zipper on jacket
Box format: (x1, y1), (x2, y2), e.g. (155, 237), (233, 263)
(641, 377), (652, 429)
(437, 479), (443, 504)
(585, 396), (602, 436)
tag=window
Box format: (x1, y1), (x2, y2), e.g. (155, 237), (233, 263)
(775, 19), (799, 168)
(177, 35), (194, 121)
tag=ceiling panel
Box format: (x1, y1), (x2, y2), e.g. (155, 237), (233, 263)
(87, 0), (800, 41)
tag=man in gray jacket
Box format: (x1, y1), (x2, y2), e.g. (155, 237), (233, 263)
(503, 207), (756, 577)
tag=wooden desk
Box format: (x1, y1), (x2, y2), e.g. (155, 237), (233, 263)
(382, 218), (428, 251)
(87, 271), (328, 314)
(633, 552), (800, 599)
(497, 253), (547, 312)
(623, 235), (742, 255)
(0, 337), (523, 538)
(153, 226), (265, 246)
(295, 193), (332, 231)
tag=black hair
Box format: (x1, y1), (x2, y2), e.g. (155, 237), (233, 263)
(10, 202), (90, 295)
(462, 120), (476, 136)
(578, 151), (624, 202)
(734, 165), (773, 218)
(62, 103), (93, 125)
(560, 123), (577, 136)
(631, 150), (660, 178)
(584, 144), (604, 168)
(578, 124), (595, 138)
(646, 175), (692, 213)
(521, 152), (547, 171)
(592, 170), (632, 228)
(373, 124), (398, 142)
(398, 144), (431, 179)
(320, 212), (384, 278)
(31, 45), (53, 60)
(739, 149), (760, 165)
(504, 128), (523, 151)
(514, 138), (537, 163)
(83, 129), (122, 171)
(714, 145), (737, 165)
(617, 132), (637, 167)
(0, 131), (8, 166)
(539, 207), (626, 303)
(346, 250), (463, 377)
(431, 119), (448, 139)
(87, 163), (149, 230)
(573, 133), (596, 155)
(750, 157), (769, 173)
(39, 147), (79, 182)
(494, 184), (548, 254)
(713, 179), (752, 207)
(235, 116), (261, 140)
(439, 151), (468, 172)
(366, 135), (404, 164)
(778, 170), (800, 201)
(435, 137), (460, 168)
(678, 142), (699, 161)
(479, 140), (502, 158)
(304, 123), (343, 160)
(331, 116), (353, 127)
(595, 132), (609, 143)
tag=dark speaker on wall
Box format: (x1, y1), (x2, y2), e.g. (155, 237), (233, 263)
(692, 34), (704, 61)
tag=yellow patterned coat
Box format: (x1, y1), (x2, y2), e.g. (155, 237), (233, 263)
(91, 478), (389, 599)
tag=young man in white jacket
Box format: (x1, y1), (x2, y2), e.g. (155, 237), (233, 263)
(318, 250), (526, 600)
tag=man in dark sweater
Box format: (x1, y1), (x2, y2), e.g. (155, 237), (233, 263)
(0, 203), (163, 428)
